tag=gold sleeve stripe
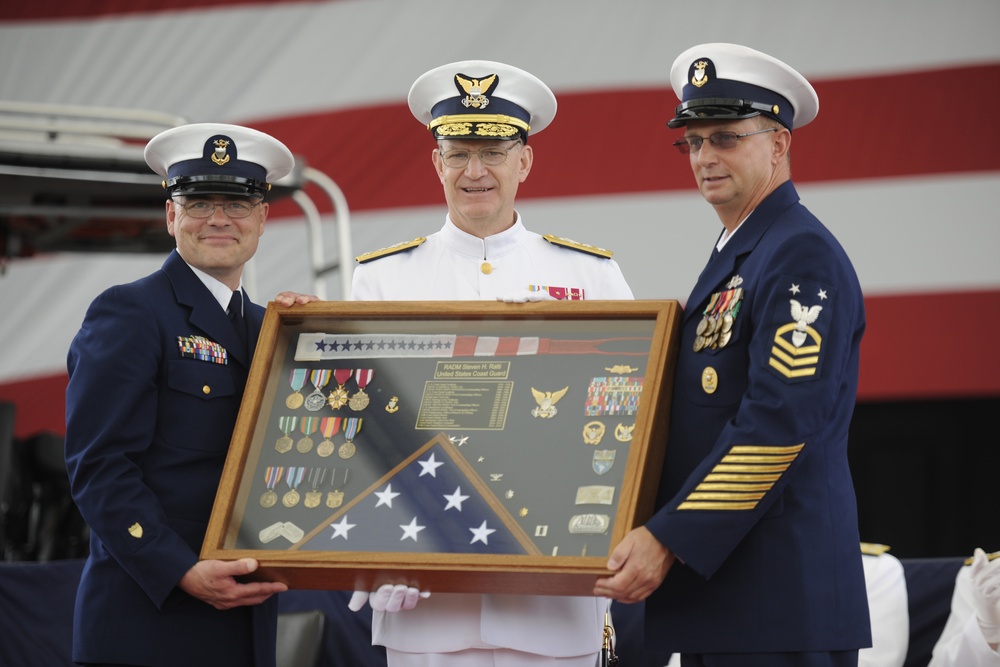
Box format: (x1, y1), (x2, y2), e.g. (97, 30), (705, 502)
(729, 444), (805, 455)
(686, 492), (767, 501)
(721, 454), (799, 464)
(696, 483), (774, 492)
(678, 443), (805, 510)
(678, 501), (759, 510)
(712, 464), (791, 473)
(704, 473), (782, 482)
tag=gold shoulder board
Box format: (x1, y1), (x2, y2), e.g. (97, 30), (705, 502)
(542, 234), (613, 259)
(964, 550), (1000, 566)
(355, 237), (427, 264)
(859, 542), (891, 556)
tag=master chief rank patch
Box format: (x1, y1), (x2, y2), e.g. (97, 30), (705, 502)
(767, 279), (835, 382)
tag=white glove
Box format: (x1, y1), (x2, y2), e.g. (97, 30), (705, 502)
(497, 289), (557, 303)
(970, 547), (1000, 644)
(347, 584), (428, 613)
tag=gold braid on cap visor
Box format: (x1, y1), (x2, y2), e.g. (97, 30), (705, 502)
(429, 114), (530, 138)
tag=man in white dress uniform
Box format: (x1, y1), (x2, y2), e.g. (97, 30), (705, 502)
(348, 59), (633, 667)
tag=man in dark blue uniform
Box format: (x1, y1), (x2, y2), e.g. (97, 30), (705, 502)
(595, 43), (871, 666)
(65, 123), (301, 667)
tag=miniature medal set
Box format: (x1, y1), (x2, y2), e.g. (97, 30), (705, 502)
(237, 319), (654, 558)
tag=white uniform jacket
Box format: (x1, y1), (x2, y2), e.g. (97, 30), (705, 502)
(351, 214), (633, 657)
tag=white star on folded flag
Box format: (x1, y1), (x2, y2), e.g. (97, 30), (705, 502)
(418, 452), (444, 477)
(374, 483), (400, 508)
(400, 517), (425, 542)
(330, 515), (356, 540)
(470, 520), (496, 545)
(443, 486), (469, 511)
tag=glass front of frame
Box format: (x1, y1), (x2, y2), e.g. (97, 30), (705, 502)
(204, 301), (679, 595)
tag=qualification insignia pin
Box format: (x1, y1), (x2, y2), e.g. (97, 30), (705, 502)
(385, 396), (399, 413)
(531, 386), (569, 418)
(614, 423), (634, 442)
(583, 421), (606, 445)
(593, 449), (616, 475)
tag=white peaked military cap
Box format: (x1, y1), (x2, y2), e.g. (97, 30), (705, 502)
(408, 60), (557, 142)
(144, 123), (294, 199)
(668, 43), (819, 130)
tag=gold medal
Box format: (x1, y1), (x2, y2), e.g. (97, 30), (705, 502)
(348, 389), (369, 411)
(275, 435), (293, 454)
(282, 467), (304, 507)
(326, 468), (347, 508)
(304, 468), (326, 508)
(276, 416), (296, 453)
(297, 416), (318, 453)
(693, 335), (705, 352)
(260, 466), (282, 508)
(696, 317), (710, 336)
(285, 368), (307, 410)
(339, 417), (362, 459)
(349, 369), (373, 411)
(317, 440), (335, 457)
(718, 329), (732, 348)
(338, 440), (356, 459)
(327, 369), (353, 409)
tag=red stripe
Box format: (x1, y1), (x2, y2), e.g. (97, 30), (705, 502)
(256, 63), (1000, 217)
(494, 337), (522, 356)
(857, 290), (1000, 401)
(0, 0), (324, 21)
(5, 290), (995, 439)
(451, 336), (478, 358)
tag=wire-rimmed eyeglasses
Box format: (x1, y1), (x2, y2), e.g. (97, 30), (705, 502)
(672, 128), (777, 155)
(176, 200), (261, 219)
(438, 142), (522, 168)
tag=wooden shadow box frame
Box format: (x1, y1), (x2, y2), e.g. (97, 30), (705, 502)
(203, 299), (680, 596)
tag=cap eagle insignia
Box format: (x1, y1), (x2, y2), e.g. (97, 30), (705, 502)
(530, 386), (568, 418)
(211, 138), (231, 166)
(456, 73), (498, 109)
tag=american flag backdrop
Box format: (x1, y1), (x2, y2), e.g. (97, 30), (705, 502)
(0, 0), (999, 438)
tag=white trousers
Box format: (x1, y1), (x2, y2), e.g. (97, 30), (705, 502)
(387, 648), (600, 667)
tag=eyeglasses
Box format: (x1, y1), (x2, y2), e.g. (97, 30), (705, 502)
(439, 143), (522, 168)
(672, 128), (777, 155)
(177, 200), (260, 219)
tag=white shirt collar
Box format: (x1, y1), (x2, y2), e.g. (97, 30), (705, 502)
(441, 213), (527, 260)
(186, 262), (243, 313)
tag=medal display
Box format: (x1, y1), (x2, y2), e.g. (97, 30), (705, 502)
(206, 301), (678, 597)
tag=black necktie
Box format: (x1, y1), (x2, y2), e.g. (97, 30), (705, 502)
(228, 290), (248, 352)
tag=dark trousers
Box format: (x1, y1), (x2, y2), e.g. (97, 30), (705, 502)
(681, 651), (859, 667)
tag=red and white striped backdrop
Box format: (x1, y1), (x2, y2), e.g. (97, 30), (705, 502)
(1, 0), (998, 437)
